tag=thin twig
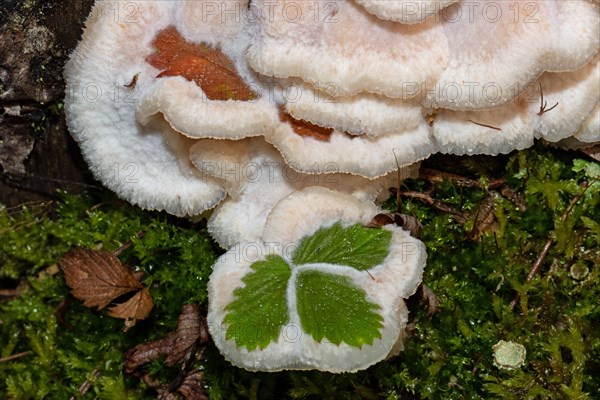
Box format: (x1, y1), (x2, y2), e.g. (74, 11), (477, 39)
(69, 369), (101, 400)
(54, 298), (74, 330)
(399, 191), (468, 224)
(0, 289), (21, 298)
(124, 72), (140, 89)
(468, 119), (501, 131)
(398, 191), (434, 204)
(392, 149), (403, 212)
(419, 168), (505, 189)
(113, 231), (146, 256)
(5, 200), (54, 216)
(0, 351), (31, 363)
(510, 181), (590, 309)
(537, 83), (559, 116)
(87, 202), (105, 213)
(0, 210), (52, 235)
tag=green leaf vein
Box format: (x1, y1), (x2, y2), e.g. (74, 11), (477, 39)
(295, 270), (384, 348)
(292, 222), (392, 270)
(223, 255), (291, 351)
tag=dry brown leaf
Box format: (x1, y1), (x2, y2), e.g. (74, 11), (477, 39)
(468, 192), (497, 240)
(580, 144), (600, 163)
(367, 212), (422, 238)
(60, 247), (142, 309)
(419, 168), (505, 189)
(419, 283), (439, 317)
(128, 305), (209, 399)
(367, 213), (395, 228)
(156, 371), (208, 400)
(147, 26), (255, 101)
(60, 247), (154, 329)
(107, 287), (153, 321)
(125, 304), (208, 373)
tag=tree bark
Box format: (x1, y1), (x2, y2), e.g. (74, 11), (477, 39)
(0, 0), (95, 206)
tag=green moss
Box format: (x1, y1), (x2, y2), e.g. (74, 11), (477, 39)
(1, 144), (599, 398)
(0, 192), (217, 398)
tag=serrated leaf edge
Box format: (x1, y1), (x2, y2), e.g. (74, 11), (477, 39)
(290, 222), (393, 271)
(224, 261), (385, 350)
(222, 223), (394, 351)
(287, 264), (385, 346)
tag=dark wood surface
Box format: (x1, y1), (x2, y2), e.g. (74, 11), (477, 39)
(0, 0), (96, 206)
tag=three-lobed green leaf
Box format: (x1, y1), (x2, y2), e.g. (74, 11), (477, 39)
(224, 223), (392, 350)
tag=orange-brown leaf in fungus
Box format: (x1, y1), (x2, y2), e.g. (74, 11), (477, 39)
(278, 106), (334, 142)
(147, 26), (255, 101)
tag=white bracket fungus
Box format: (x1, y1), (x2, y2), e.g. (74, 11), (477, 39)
(189, 138), (405, 248)
(137, 76), (278, 140)
(354, 0), (459, 24)
(208, 188), (425, 372)
(63, 1), (227, 217)
(575, 104), (600, 144)
(247, 0), (449, 99)
(65, 0), (598, 373)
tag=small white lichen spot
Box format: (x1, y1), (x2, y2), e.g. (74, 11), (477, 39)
(493, 340), (526, 370)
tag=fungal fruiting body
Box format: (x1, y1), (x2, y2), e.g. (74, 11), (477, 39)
(65, 0), (599, 372)
(208, 187), (425, 372)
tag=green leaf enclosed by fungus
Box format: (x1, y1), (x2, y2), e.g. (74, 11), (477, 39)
(291, 222), (392, 270)
(223, 255), (291, 351)
(220, 222), (392, 352)
(295, 270), (384, 348)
